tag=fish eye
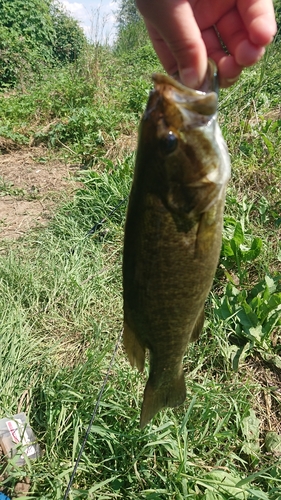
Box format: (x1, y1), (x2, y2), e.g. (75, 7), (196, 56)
(159, 131), (178, 154)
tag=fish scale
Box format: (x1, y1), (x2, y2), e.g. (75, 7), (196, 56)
(123, 59), (231, 428)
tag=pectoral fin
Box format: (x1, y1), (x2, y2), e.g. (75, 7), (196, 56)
(123, 322), (145, 372)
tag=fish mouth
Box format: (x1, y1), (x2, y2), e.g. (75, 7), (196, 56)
(152, 59), (218, 117)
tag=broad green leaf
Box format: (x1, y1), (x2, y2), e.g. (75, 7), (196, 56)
(236, 307), (259, 330)
(241, 410), (260, 442)
(248, 325), (263, 342)
(249, 280), (267, 300)
(241, 410), (260, 462)
(226, 283), (239, 297)
(215, 297), (233, 320)
(241, 238), (262, 262)
(232, 344), (250, 371)
(249, 295), (262, 316)
(261, 308), (281, 336)
(265, 432), (281, 455)
(265, 275), (277, 294)
(221, 240), (234, 257)
(202, 470), (249, 499)
(261, 294), (281, 322)
(233, 222), (245, 245)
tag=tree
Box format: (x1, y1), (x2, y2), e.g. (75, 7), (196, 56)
(0, 0), (86, 88)
(50, 1), (86, 63)
(115, 0), (140, 31)
(114, 0), (148, 53)
(0, 0), (56, 55)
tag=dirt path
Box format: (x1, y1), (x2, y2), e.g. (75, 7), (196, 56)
(0, 140), (81, 239)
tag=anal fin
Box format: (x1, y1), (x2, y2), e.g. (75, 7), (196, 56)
(123, 322), (145, 372)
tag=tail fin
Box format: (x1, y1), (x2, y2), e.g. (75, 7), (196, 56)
(123, 322), (145, 372)
(140, 371), (186, 428)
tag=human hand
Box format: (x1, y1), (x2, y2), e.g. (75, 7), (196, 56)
(135, 0), (277, 88)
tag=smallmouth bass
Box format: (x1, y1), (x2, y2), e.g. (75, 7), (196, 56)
(122, 60), (231, 428)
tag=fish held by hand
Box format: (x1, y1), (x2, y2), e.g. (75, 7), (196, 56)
(122, 60), (231, 428)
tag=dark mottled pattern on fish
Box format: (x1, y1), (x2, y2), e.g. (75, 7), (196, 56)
(123, 60), (231, 428)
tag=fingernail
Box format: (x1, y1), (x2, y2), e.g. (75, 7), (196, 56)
(225, 77), (240, 84)
(180, 68), (199, 89)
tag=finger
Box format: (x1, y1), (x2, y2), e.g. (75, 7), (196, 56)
(143, 20), (178, 74)
(137, 0), (207, 88)
(202, 27), (243, 87)
(238, 0), (277, 46)
(216, 8), (265, 67)
(217, 56), (243, 88)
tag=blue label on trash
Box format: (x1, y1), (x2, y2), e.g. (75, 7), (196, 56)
(0, 493), (10, 500)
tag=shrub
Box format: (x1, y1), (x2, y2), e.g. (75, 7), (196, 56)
(50, 2), (86, 63)
(0, 26), (49, 88)
(0, 0), (87, 88)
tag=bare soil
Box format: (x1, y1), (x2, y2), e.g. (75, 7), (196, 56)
(0, 140), (81, 239)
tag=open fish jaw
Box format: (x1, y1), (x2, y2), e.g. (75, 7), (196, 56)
(149, 74), (230, 198)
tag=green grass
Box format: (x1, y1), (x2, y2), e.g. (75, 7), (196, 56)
(0, 38), (281, 499)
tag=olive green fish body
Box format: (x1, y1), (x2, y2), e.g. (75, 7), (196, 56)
(123, 61), (230, 427)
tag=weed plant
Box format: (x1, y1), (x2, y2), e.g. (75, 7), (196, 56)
(0, 33), (280, 499)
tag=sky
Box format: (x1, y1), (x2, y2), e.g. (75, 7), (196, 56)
(60, 0), (117, 43)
